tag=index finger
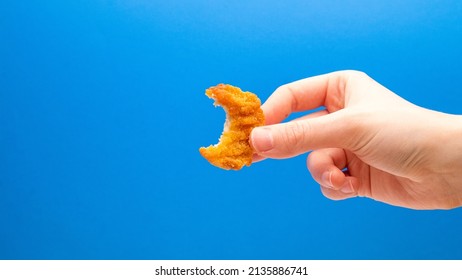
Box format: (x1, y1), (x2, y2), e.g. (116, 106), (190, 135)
(262, 71), (350, 125)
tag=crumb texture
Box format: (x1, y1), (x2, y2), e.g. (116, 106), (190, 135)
(199, 84), (265, 170)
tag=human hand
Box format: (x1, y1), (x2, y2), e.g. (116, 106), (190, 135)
(250, 71), (462, 209)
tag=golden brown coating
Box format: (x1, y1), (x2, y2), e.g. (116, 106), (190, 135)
(199, 84), (265, 170)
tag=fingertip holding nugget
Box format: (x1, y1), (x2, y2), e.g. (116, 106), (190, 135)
(199, 84), (265, 170)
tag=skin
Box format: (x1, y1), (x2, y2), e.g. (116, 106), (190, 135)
(250, 70), (462, 210)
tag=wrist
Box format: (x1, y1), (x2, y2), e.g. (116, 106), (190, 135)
(431, 113), (462, 208)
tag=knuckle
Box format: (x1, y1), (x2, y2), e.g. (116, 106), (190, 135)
(306, 151), (316, 171)
(334, 70), (370, 89)
(281, 121), (310, 154)
(275, 84), (299, 113)
(341, 69), (368, 78)
(274, 84), (289, 97)
(338, 109), (372, 151)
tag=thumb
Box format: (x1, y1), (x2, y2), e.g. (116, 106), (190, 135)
(250, 110), (358, 159)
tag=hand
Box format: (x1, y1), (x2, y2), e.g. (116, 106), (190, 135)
(250, 70), (462, 210)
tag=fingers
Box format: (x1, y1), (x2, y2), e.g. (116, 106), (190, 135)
(262, 71), (353, 125)
(250, 109), (358, 159)
(307, 148), (359, 200)
(250, 71), (368, 159)
(250, 110), (329, 163)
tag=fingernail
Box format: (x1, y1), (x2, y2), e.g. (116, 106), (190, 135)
(321, 171), (333, 188)
(251, 127), (274, 153)
(340, 180), (355, 194)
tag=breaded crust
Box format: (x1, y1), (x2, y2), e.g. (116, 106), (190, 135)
(199, 84), (265, 170)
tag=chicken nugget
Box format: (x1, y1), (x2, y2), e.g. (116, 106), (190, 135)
(199, 84), (265, 170)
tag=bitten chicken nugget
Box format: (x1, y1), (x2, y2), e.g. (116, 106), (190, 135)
(199, 84), (265, 170)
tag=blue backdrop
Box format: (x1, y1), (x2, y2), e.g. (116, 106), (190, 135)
(1, 0), (462, 259)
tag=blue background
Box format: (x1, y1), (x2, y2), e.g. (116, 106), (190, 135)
(1, 0), (462, 259)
